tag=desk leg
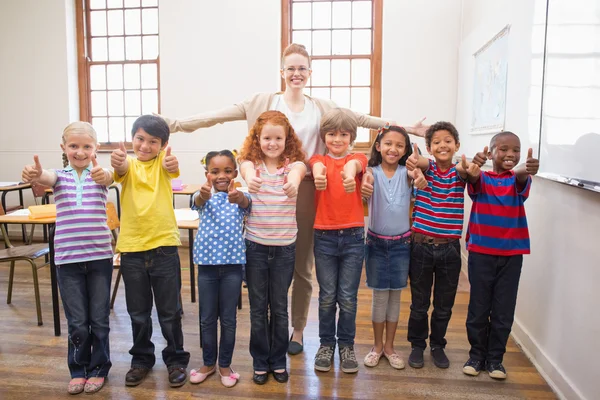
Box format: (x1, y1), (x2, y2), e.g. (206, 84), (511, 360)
(112, 187), (121, 219)
(48, 224), (61, 336)
(19, 189), (27, 242)
(189, 229), (195, 303)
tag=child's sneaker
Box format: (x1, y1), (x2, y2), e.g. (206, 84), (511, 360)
(462, 358), (484, 376)
(314, 345), (335, 372)
(430, 347), (450, 368)
(339, 346), (359, 373)
(487, 362), (507, 379)
(408, 347), (424, 368)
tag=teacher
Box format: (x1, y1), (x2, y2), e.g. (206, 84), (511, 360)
(159, 43), (427, 355)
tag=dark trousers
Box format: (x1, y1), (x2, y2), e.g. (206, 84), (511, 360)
(466, 252), (523, 363)
(407, 240), (462, 349)
(245, 240), (295, 372)
(197, 264), (243, 368)
(56, 257), (113, 378)
(121, 246), (190, 369)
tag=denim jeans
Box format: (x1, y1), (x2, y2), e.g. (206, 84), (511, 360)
(197, 264), (243, 368)
(407, 240), (462, 349)
(245, 240), (295, 372)
(466, 252), (523, 363)
(314, 227), (365, 348)
(56, 257), (113, 378)
(121, 246), (190, 369)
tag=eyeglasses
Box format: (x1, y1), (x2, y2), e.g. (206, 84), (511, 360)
(283, 66), (310, 74)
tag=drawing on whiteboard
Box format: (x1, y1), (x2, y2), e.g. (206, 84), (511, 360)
(471, 25), (510, 134)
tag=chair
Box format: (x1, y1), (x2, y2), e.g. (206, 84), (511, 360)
(0, 204), (50, 326)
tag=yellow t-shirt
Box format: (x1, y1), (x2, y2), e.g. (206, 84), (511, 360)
(114, 150), (181, 252)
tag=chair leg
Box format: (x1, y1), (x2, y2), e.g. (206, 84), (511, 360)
(29, 261), (43, 326)
(110, 268), (122, 309)
(7, 261), (15, 304)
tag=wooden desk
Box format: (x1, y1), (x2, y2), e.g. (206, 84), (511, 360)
(176, 211), (199, 303)
(173, 184), (202, 207)
(0, 183), (31, 242)
(0, 212), (61, 336)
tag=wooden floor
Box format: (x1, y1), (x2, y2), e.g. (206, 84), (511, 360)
(0, 245), (556, 399)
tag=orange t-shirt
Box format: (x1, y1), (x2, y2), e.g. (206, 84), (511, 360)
(309, 153), (367, 230)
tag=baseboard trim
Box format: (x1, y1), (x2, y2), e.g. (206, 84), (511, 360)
(511, 317), (584, 400)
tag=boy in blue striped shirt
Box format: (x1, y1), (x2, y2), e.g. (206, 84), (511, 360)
(462, 131), (539, 379)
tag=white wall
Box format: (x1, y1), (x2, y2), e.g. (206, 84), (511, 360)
(459, 1), (600, 399)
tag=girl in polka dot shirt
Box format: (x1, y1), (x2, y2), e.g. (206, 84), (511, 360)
(189, 150), (251, 388)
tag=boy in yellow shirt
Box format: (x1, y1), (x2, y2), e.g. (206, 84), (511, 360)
(111, 115), (189, 388)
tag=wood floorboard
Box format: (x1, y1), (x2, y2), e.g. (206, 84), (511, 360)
(0, 245), (556, 399)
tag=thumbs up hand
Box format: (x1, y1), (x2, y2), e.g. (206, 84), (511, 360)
(246, 166), (263, 194)
(406, 143), (420, 171)
(162, 146), (179, 174)
(282, 174), (299, 198)
(525, 148), (539, 175)
(314, 165), (328, 191)
(411, 166), (428, 190)
(361, 168), (375, 199)
(461, 154), (481, 178)
(111, 142), (129, 174)
(228, 179), (244, 204)
(22, 155), (44, 182)
(341, 170), (356, 193)
(90, 154), (110, 185)
(200, 174), (213, 201)
(472, 146), (488, 167)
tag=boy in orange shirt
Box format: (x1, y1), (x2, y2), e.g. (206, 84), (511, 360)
(309, 108), (376, 374)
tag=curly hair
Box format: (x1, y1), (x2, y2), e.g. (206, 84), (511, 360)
(425, 121), (460, 148)
(238, 110), (306, 168)
(368, 126), (412, 167)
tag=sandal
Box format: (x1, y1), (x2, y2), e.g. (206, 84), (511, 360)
(84, 377), (106, 394)
(189, 366), (216, 384)
(67, 378), (86, 395)
(219, 368), (240, 388)
(363, 347), (384, 367)
(383, 351), (406, 370)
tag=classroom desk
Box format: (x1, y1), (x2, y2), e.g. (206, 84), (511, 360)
(0, 182), (31, 242)
(176, 211), (199, 303)
(173, 184), (202, 207)
(0, 212), (60, 336)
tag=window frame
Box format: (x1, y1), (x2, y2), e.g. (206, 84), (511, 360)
(75, 0), (161, 151)
(281, 0), (383, 151)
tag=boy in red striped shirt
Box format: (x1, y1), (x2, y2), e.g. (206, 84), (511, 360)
(462, 131), (539, 379)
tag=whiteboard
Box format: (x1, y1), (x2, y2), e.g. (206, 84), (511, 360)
(538, 0), (600, 191)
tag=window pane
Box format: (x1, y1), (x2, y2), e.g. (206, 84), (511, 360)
(331, 87), (350, 108)
(351, 29), (371, 55)
(351, 59), (370, 85)
(124, 64), (140, 89)
(141, 8), (158, 34)
(356, 127), (369, 143)
(310, 59), (330, 86)
(124, 9), (141, 35)
(351, 87), (370, 114)
(109, 117), (125, 142)
(292, 31), (312, 55)
(90, 11), (107, 36)
(124, 90), (141, 116)
(141, 63), (157, 89)
(106, 0), (123, 8)
(292, 3), (311, 30)
(92, 117), (109, 142)
(141, 90), (158, 114)
(352, 1), (372, 28)
(125, 117), (137, 137)
(90, 0), (105, 10)
(311, 87), (330, 99)
(312, 2), (331, 29)
(124, 0), (140, 7)
(107, 10), (124, 35)
(91, 38), (108, 61)
(108, 91), (124, 116)
(142, 36), (159, 59)
(312, 30), (331, 56)
(91, 91), (107, 116)
(90, 65), (106, 90)
(332, 30), (351, 55)
(141, 0), (158, 6)
(108, 37), (125, 61)
(125, 36), (142, 60)
(106, 64), (123, 89)
(331, 59), (350, 86)
(332, 1), (351, 29)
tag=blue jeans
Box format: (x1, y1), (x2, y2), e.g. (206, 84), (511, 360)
(121, 246), (190, 369)
(245, 240), (295, 372)
(466, 252), (523, 363)
(197, 264), (243, 368)
(407, 240), (462, 349)
(314, 227), (365, 348)
(56, 257), (113, 378)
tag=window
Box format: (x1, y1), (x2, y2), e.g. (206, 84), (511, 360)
(76, 0), (160, 149)
(282, 0), (383, 148)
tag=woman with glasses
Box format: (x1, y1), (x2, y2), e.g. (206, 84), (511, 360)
(158, 43), (427, 358)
